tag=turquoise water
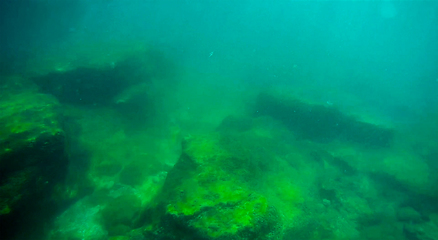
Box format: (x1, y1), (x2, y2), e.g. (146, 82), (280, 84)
(1, 1), (437, 240)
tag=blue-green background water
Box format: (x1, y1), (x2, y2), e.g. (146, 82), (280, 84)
(2, 0), (438, 121)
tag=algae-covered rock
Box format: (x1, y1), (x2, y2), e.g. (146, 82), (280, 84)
(145, 135), (282, 240)
(0, 90), (68, 238)
(0, 91), (63, 157)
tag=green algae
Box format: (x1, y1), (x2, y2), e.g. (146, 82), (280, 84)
(152, 134), (306, 239)
(0, 91), (62, 157)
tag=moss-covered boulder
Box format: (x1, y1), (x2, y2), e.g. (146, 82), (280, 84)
(0, 90), (68, 239)
(145, 135), (282, 240)
(255, 92), (394, 148)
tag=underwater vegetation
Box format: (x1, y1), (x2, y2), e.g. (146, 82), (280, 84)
(0, 40), (438, 240)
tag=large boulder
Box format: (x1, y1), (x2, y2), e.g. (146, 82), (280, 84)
(144, 135), (283, 240)
(0, 89), (68, 239)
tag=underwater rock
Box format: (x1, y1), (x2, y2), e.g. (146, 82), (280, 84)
(403, 219), (438, 240)
(94, 161), (123, 177)
(360, 221), (406, 240)
(31, 65), (142, 106)
(0, 91), (68, 239)
(143, 135), (282, 240)
(49, 183), (147, 239)
(119, 163), (147, 187)
(48, 196), (107, 240)
(376, 152), (432, 197)
(30, 53), (158, 106)
(216, 115), (254, 133)
(254, 92), (394, 148)
(397, 207), (423, 223)
(325, 144), (434, 199)
(100, 188), (142, 236)
(30, 50), (176, 108)
(113, 83), (157, 130)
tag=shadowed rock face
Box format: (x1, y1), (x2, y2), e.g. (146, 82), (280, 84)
(30, 51), (176, 108)
(31, 66), (141, 106)
(254, 92), (394, 148)
(0, 91), (68, 239)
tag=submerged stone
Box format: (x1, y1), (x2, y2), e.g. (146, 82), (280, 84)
(397, 207), (423, 223)
(48, 196), (108, 240)
(0, 90), (68, 239)
(30, 50), (175, 108)
(31, 65), (142, 106)
(144, 135), (282, 240)
(255, 92), (394, 148)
